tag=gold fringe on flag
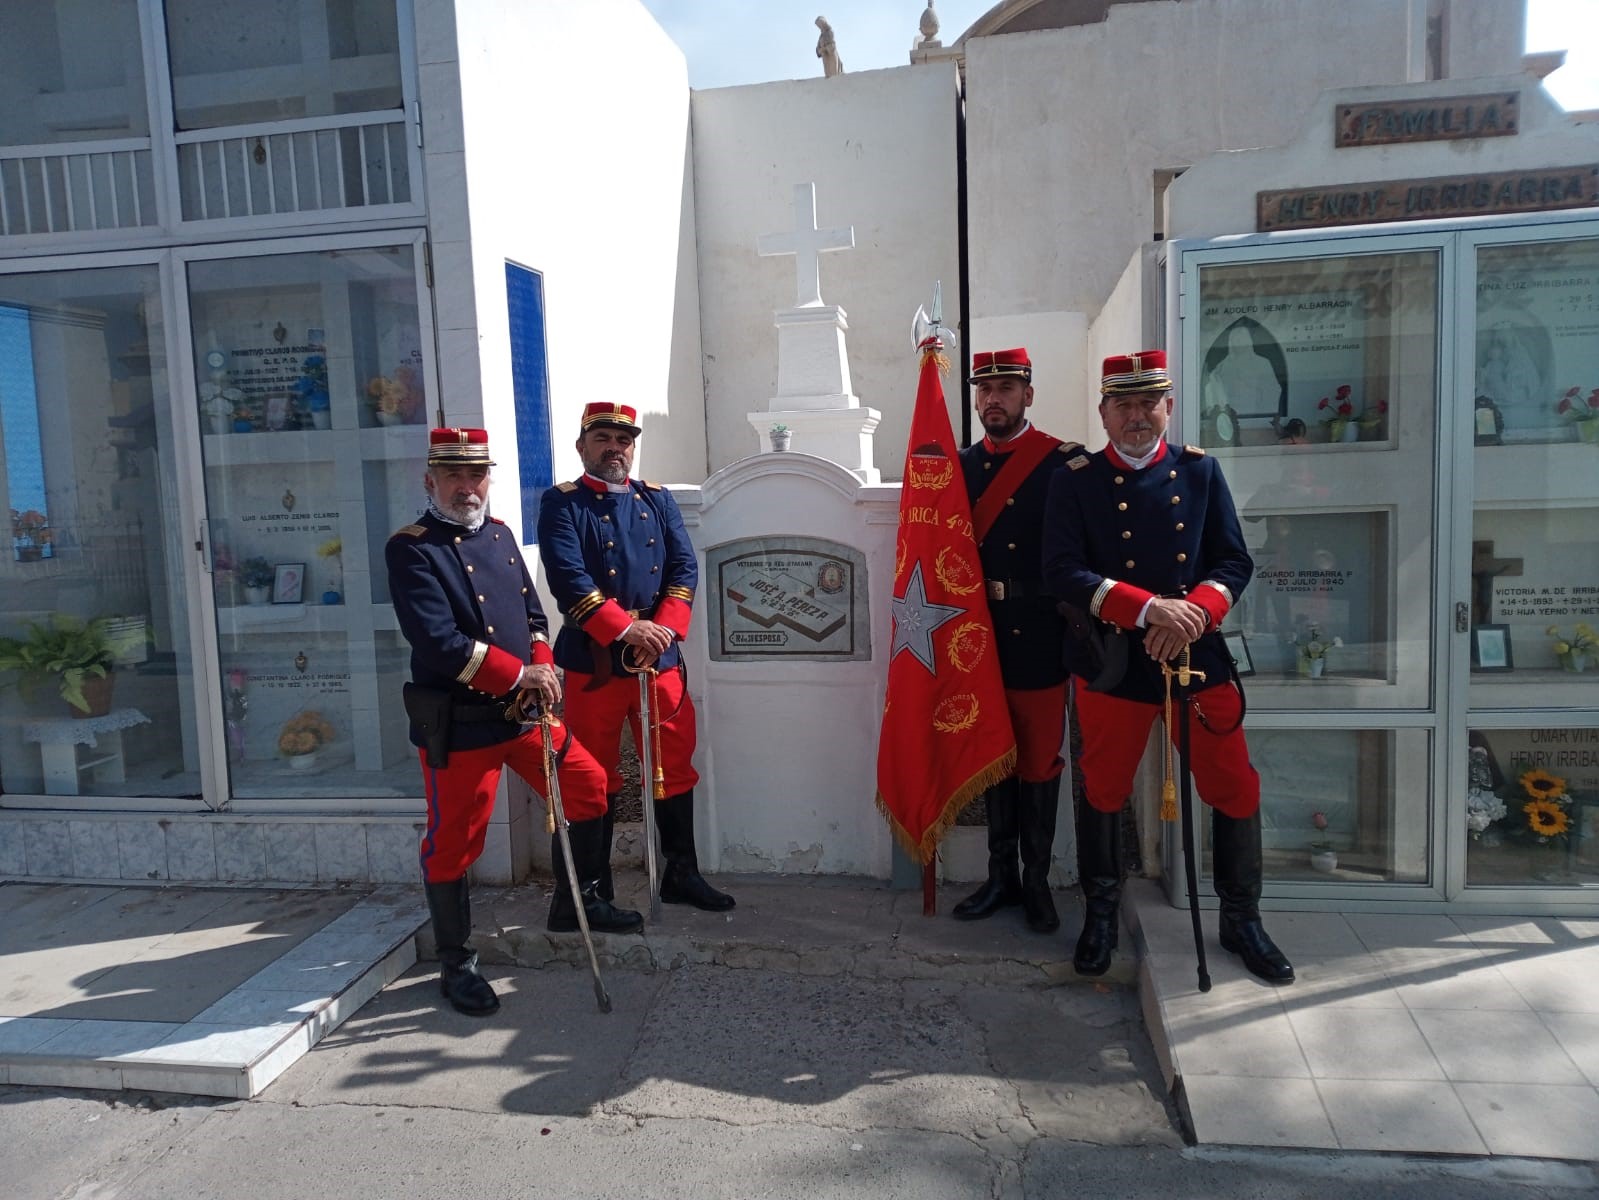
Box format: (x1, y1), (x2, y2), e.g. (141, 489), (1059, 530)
(918, 344), (952, 377)
(875, 746), (1018, 866)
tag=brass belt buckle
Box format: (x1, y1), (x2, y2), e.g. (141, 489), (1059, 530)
(986, 579), (1007, 601)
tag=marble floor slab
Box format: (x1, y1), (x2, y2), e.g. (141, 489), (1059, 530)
(0, 884), (425, 1098)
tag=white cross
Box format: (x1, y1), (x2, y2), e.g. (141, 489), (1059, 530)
(757, 183), (854, 308)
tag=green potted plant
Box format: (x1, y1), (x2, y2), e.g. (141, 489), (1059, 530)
(240, 557), (274, 605)
(769, 423), (792, 452)
(0, 615), (117, 716)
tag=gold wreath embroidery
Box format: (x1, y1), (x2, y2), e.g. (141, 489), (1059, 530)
(946, 621), (990, 673)
(895, 538), (909, 584)
(934, 545), (982, 595)
(907, 454), (955, 493)
(932, 693), (979, 733)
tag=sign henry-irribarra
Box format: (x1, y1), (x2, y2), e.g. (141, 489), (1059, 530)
(705, 536), (870, 662)
(1336, 93), (1518, 148)
(1258, 165), (1599, 232)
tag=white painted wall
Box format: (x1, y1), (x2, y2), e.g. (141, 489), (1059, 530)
(691, 65), (961, 481)
(676, 456), (902, 877)
(422, 0), (705, 527)
(962, 0), (1527, 441)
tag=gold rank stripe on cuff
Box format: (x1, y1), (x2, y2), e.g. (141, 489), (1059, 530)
(569, 590), (606, 623)
(456, 640), (489, 684)
(664, 585), (694, 603)
(1195, 580), (1234, 608)
(1089, 578), (1116, 619)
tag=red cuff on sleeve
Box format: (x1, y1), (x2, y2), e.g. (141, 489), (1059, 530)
(582, 599), (634, 645)
(530, 639), (554, 666)
(1188, 586), (1230, 630)
(472, 644), (525, 695)
(655, 596), (693, 640)
(1099, 582), (1156, 630)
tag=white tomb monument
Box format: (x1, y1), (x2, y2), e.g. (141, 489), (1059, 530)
(748, 183), (881, 484)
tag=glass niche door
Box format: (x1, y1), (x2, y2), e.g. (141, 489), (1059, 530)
(1460, 228), (1599, 894)
(0, 260), (204, 802)
(181, 234), (433, 800)
(1179, 238), (1445, 893)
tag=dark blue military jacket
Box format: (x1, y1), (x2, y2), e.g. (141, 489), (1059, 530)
(386, 511), (543, 750)
(537, 478), (698, 675)
(1042, 442), (1252, 704)
(960, 428), (1077, 690)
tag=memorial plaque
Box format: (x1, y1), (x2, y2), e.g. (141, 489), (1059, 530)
(1336, 93), (1518, 148)
(705, 536), (870, 662)
(1258, 165), (1598, 232)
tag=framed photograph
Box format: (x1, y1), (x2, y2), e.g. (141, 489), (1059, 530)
(1471, 624), (1513, 672)
(272, 562), (306, 605)
(1223, 631), (1255, 676)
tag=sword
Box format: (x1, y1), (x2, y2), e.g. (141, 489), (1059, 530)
(1162, 648), (1212, 994)
(537, 703), (612, 1014)
(623, 650), (663, 921)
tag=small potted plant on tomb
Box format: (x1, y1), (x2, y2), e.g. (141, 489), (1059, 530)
(1291, 623), (1341, 678)
(1308, 810), (1337, 872)
(240, 557), (274, 605)
(0, 615), (117, 717)
(769, 423), (792, 452)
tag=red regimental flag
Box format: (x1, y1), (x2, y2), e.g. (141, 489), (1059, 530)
(875, 344), (1017, 865)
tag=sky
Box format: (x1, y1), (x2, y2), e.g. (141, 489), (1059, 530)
(641, 0), (1599, 111)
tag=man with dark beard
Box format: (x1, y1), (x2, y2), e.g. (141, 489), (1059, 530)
(952, 349), (1081, 933)
(538, 403), (734, 914)
(1043, 351), (1293, 985)
(388, 427), (642, 1017)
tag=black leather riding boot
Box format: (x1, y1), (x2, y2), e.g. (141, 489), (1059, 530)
(1213, 809), (1295, 984)
(548, 817), (645, 934)
(952, 777), (1022, 921)
(1072, 803), (1123, 977)
(423, 876), (500, 1016)
(1018, 777), (1061, 933)
(597, 800), (617, 902)
(656, 790), (736, 911)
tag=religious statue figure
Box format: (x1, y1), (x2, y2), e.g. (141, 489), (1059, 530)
(816, 16), (843, 76)
(1476, 320), (1542, 431)
(1204, 323), (1286, 423)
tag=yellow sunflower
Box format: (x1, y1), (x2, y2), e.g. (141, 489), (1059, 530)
(1519, 768), (1567, 801)
(1523, 800), (1570, 838)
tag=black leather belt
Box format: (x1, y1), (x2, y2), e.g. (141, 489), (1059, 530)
(454, 698), (520, 724)
(985, 579), (1040, 601)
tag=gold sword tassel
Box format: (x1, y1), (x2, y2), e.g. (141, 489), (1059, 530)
(1159, 647), (1206, 823)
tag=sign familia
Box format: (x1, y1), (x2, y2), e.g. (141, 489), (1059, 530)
(1258, 166), (1599, 232)
(1336, 93), (1518, 148)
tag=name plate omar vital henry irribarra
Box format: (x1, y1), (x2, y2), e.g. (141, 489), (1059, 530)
(1258, 165), (1598, 232)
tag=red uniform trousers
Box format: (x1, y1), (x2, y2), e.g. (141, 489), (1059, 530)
(562, 667), (700, 797)
(1073, 681), (1259, 819)
(418, 717), (607, 883)
(1006, 684), (1069, 783)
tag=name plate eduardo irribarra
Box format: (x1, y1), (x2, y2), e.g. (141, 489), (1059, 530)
(705, 536), (870, 662)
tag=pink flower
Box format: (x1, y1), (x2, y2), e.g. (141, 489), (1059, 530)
(1336, 384), (1352, 401)
(1311, 811), (1330, 832)
(1336, 400), (1353, 417)
(1317, 396), (1331, 412)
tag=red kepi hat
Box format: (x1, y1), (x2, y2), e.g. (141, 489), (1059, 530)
(580, 402), (643, 436)
(1100, 349), (1173, 396)
(427, 426), (495, 465)
(968, 347), (1032, 384)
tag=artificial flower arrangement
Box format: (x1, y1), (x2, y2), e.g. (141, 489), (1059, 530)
(1316, 384), (1356, 438)
(1556, 386), (1599, 434)
(317, 537), (342, 560)
(1309, 810), (1334, 852)
(365, 360), (426, 424)
(277, 710), (335, 759)
(1509, 768), (1573, 843)
(296, 353), (330, 425)
(1357, 397), (1388, 436)
(1290, 623), (1341, 675)
(1546, 622), (1597, 673)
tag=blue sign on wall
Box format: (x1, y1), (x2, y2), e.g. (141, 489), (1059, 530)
(505, 262), (553, 538)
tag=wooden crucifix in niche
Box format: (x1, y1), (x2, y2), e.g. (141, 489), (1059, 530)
(1471, 539), (1522, 627)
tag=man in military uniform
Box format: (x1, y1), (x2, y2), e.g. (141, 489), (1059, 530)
(1042, 351), (1293, 984)
(388, 427), (643, 1017)
(953, 348), (1080, 933)
(537, 403), (734, 913)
